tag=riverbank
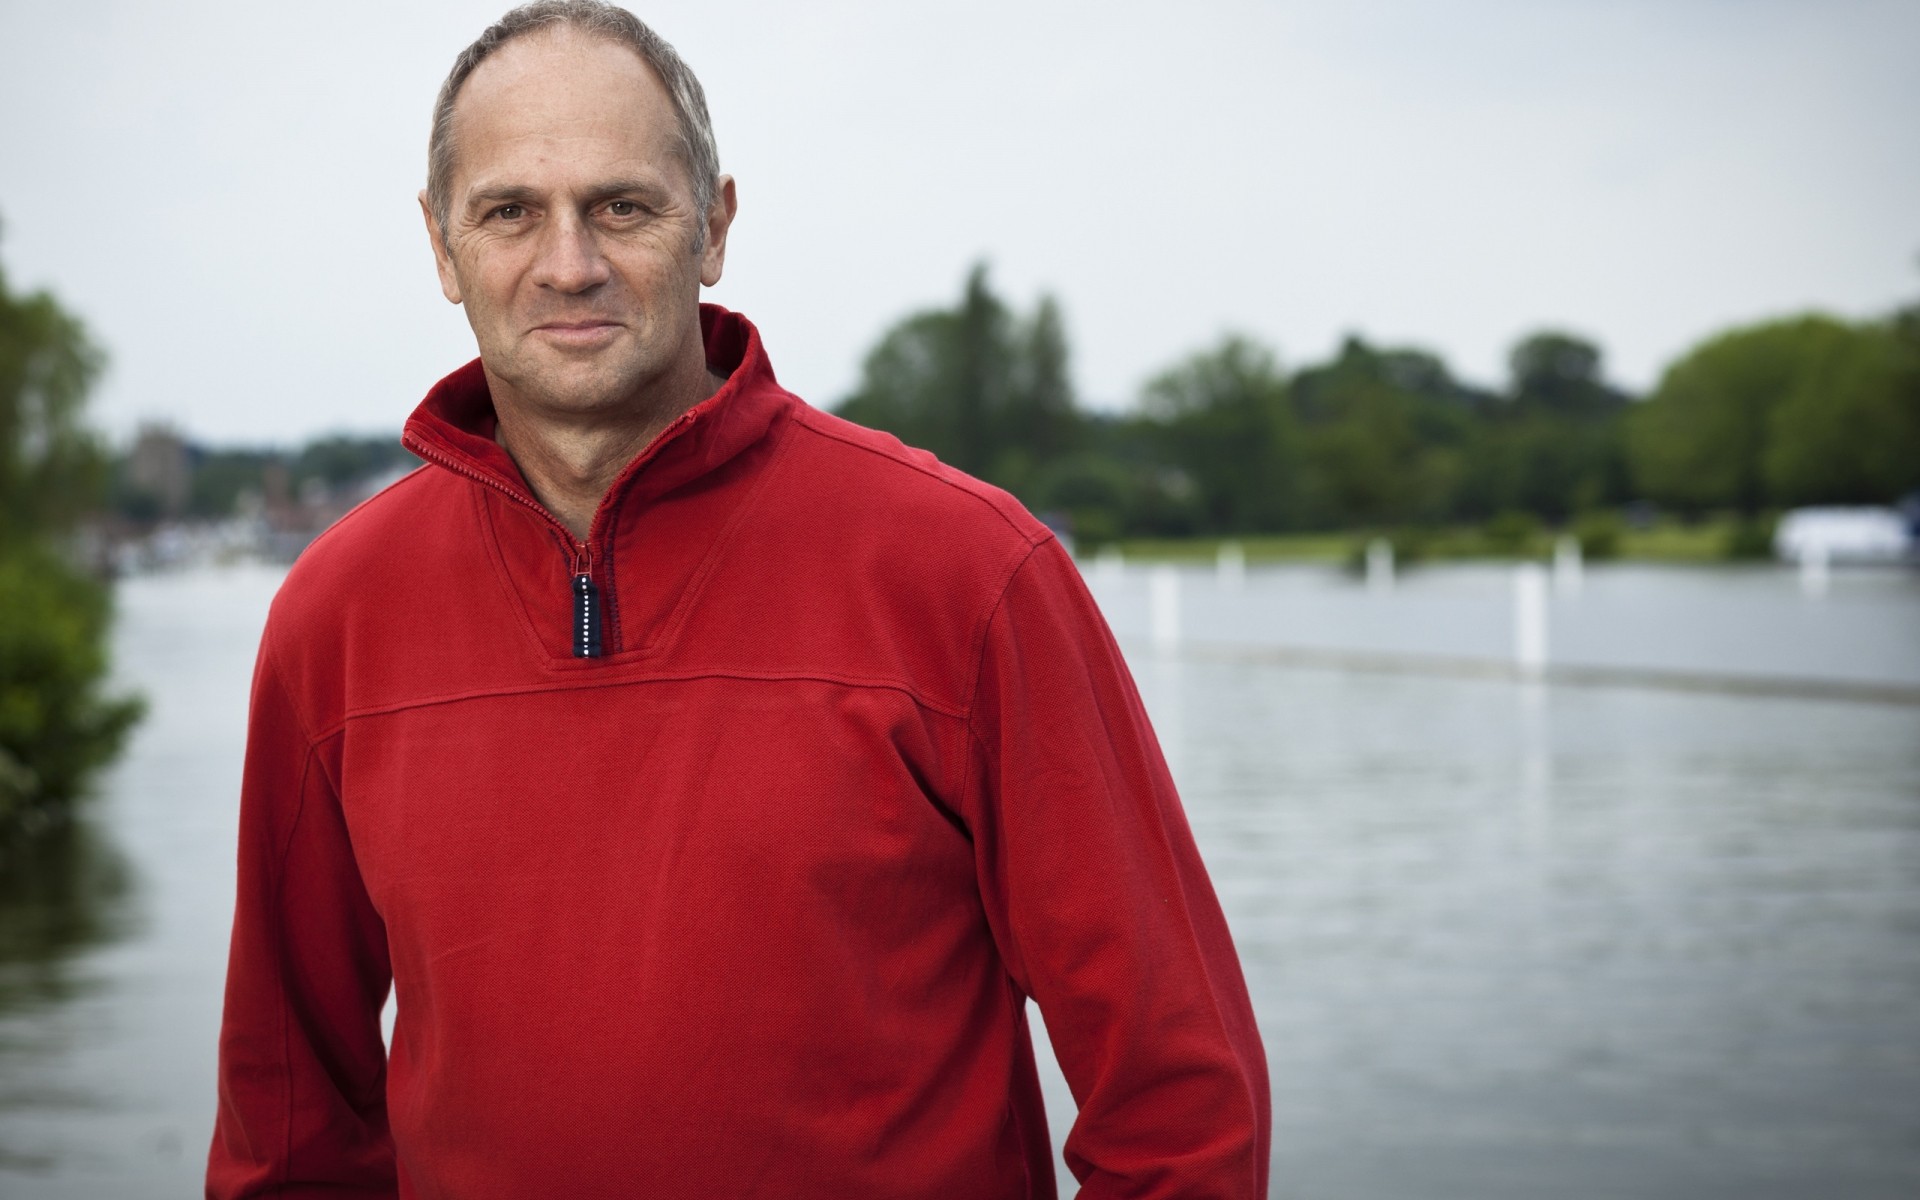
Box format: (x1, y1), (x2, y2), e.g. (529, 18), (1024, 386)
(1104, 514), (1796, 565)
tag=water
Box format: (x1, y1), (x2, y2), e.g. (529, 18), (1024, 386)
(2, 562), (1917, 1197)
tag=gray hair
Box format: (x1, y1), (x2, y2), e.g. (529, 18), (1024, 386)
(426, 1), (720, 244)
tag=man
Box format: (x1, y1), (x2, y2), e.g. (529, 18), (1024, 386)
(208, 3), (1269, 1197)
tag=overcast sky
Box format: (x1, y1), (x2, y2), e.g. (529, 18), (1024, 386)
(2, 0), (1916, 445)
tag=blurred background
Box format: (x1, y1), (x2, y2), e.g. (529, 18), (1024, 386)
(1, 0), (1916, 1196)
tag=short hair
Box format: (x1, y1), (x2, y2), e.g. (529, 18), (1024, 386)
(426, 1), (720, 244)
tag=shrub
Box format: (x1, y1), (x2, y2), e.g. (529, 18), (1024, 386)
(0, 546), (144, 835)
(1483, 510), (1543, 557)
(1573, 511), (1626, 560)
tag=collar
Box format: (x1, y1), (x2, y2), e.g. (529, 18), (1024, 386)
(401, 305), (793, 532)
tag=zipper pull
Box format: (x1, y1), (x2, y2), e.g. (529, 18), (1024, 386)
(572, 548), (603, 659)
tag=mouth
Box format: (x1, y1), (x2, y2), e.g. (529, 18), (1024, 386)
(532, 320), (623, 347)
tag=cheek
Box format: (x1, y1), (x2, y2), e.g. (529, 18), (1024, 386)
(452, 244), (528, 308)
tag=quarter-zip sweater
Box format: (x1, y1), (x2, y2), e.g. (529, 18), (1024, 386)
(207, 306), (1270, 1199)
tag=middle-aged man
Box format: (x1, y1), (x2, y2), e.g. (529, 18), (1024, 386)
(208, 3), (1269, 1197)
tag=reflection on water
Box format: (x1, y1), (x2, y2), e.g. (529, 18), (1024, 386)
(0, 817), (137, 1170)
(1133, 658), (1920, 1200)
(0, 820), (136, 1016)
(0, 563), (276, 1196)
(1, 561), (1917, 1198)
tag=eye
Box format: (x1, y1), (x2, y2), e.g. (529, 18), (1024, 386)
(492, 204), (525, 221)
(606, 200), (638, 217)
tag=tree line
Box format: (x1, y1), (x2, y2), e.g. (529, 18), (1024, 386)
(102, 263), (1920, 554)
(837, 264), (1920, 548)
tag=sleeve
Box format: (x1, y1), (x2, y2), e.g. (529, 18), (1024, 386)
(206, 631), (397, 1199)
(962, 537), (1271, 1200)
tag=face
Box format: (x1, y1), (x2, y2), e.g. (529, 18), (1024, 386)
(423, 29), (737, 421)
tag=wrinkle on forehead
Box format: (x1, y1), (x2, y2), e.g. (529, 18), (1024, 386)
(447, 26), (684, 200)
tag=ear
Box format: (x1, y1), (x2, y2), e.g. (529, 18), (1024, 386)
(420, 190), (463, 305)
(699, 175), (739, 288)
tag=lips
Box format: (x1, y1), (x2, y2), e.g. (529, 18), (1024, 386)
(532, 320), (622, 346)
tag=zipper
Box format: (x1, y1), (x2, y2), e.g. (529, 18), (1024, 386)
(402, 390), (724, 661)
(403, 432), (606, 659)
(571, 545), (603, 659)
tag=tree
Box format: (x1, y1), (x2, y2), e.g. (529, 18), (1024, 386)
(1629, 314), (1916, 513)
(1508, 331), (1625, 418)
(835, 263), (1084, 499)
(0, 251), (109, 547)
(1140, 334), (1300, 531)
(1762, 319), (1918, 504)
(1495, 330), (1631, 520)
(0, 228), (142, 837)
(1287, 336), (1469, 528)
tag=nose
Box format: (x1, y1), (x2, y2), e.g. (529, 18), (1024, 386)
(530, 211), (612, 295)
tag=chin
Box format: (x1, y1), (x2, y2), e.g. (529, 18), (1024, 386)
(509, 359), (649, 415)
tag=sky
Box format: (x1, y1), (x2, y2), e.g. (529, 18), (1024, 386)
(1, 0), (1916, 445)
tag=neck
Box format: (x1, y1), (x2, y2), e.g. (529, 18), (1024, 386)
(492, 368), (726, 544)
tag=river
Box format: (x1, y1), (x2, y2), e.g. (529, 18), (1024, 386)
(2, 560), (1917, 1197)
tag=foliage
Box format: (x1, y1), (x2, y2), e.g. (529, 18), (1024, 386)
(0, 229), (142, 838)
(1140, 335), (1298, 532)
(1481, 510), (1544, 556)
(0, 543), (143, 832)
(1722, 514), (1779, 561)
(1290, 337), (1481, 529)
(1572, 510), (1625, 560)
(1629, 314), (1918, 514)
(837, 264), (1084, 495)
(0, 258), (109, 547)
(822, 266), (1916, 544)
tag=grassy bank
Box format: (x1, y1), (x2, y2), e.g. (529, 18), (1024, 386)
(1096, 514), (1775, 565)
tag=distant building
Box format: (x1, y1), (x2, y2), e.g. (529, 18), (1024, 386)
(126, 424), (193, 517)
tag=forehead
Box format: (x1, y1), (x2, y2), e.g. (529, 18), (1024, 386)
(449, 28), (680, 192)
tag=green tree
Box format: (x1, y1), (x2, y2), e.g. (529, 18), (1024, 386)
(835, 263), (1084, 499)
(1630, 314), (1916, 513)
(0, 232), (142, 836)
(1495, 330), (1631, 520)
(1288, 336), (1471, 528)
(0, 546), (143, 828)
(0, 255), (109, 547)
(1762, 319), (1918, 504)
(1140, 334), (1300, 531)
(991, 295), (1080, 490)
(1508, 331), (1624, 418)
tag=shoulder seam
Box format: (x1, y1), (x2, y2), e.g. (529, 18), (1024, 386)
(258, 630), (315, 748)
(950, 538), (1048, 807)
(962, 537), (1048, 727)
(296, 464), (435, 557)
(787, 408), (1045, 547)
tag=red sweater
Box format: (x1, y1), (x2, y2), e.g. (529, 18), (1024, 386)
(208, 307), (1269, 1199)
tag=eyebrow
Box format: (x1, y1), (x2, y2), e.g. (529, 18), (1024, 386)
(461, 177), (674, 215)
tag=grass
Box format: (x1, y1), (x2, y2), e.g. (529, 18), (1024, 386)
(1104, 534), (1351, 564)
(1616, 519), (1748, 561)
(1095, 515), (1766, 566)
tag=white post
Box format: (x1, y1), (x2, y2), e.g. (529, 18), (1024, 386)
(1552, 534), (1583, 597)
(1216, 540), (1246, 590)
(1799, 542), (1830, 598)
(1149, 566), (1181, 653)
(1513, 562), (1549, 680)
(1365, 538), (1394, 593)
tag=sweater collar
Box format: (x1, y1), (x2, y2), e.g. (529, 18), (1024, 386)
(401, 305), (792, 522)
